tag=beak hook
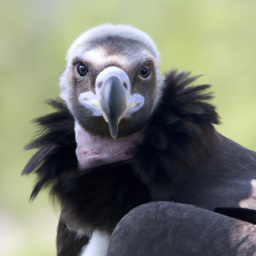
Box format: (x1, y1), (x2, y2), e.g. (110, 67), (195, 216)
(99, 76), (127, 139)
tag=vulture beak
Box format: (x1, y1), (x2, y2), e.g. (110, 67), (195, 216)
(99, 76), (127, 139)
(79, 66), (145, 139)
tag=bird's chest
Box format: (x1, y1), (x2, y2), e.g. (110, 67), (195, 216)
(59, 167), (151, 256)
(60, 165), (151, 233)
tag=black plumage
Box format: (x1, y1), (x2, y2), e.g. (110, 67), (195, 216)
(24, 70), (219, 228)
(23, 68), (256, 254)
(108, 202), (256, 256)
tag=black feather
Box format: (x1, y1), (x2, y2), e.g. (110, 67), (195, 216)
(215, 207), (256, 225)
(22, 145), (56, 175)
(23, 70), (220, 231)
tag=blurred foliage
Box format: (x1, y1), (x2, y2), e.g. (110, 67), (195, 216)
(1, 0), (256, 255)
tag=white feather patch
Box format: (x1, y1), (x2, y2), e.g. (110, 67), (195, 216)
(80, 230), (110, 256)
(239, 179), (256, 210)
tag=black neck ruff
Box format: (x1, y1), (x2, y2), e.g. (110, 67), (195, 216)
(22, 70), (220, 231)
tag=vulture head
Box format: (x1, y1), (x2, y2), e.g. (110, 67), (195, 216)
(59, 24), (162, 170)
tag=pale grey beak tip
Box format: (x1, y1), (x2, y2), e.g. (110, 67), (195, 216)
(110, 124), (118, 139)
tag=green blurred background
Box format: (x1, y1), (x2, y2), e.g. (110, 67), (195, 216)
(1, 0), (256, 255)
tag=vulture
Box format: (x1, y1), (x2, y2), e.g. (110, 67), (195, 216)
(23, 24), (256, 256)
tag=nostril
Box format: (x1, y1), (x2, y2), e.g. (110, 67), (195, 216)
(98, 81), (103, 89)
(123, 82), (128, 90)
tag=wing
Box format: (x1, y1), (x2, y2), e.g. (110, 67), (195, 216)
(108, 202), (256, 256)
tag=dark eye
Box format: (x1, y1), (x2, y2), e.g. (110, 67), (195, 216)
(77, 63), (88, 76)
(139, 66), (151, 78)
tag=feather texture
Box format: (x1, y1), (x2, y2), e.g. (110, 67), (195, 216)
(23, 70), (220, 231)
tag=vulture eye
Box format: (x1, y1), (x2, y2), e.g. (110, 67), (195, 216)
(139, 66), (151, 78)
(77, 63), (89, 76)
